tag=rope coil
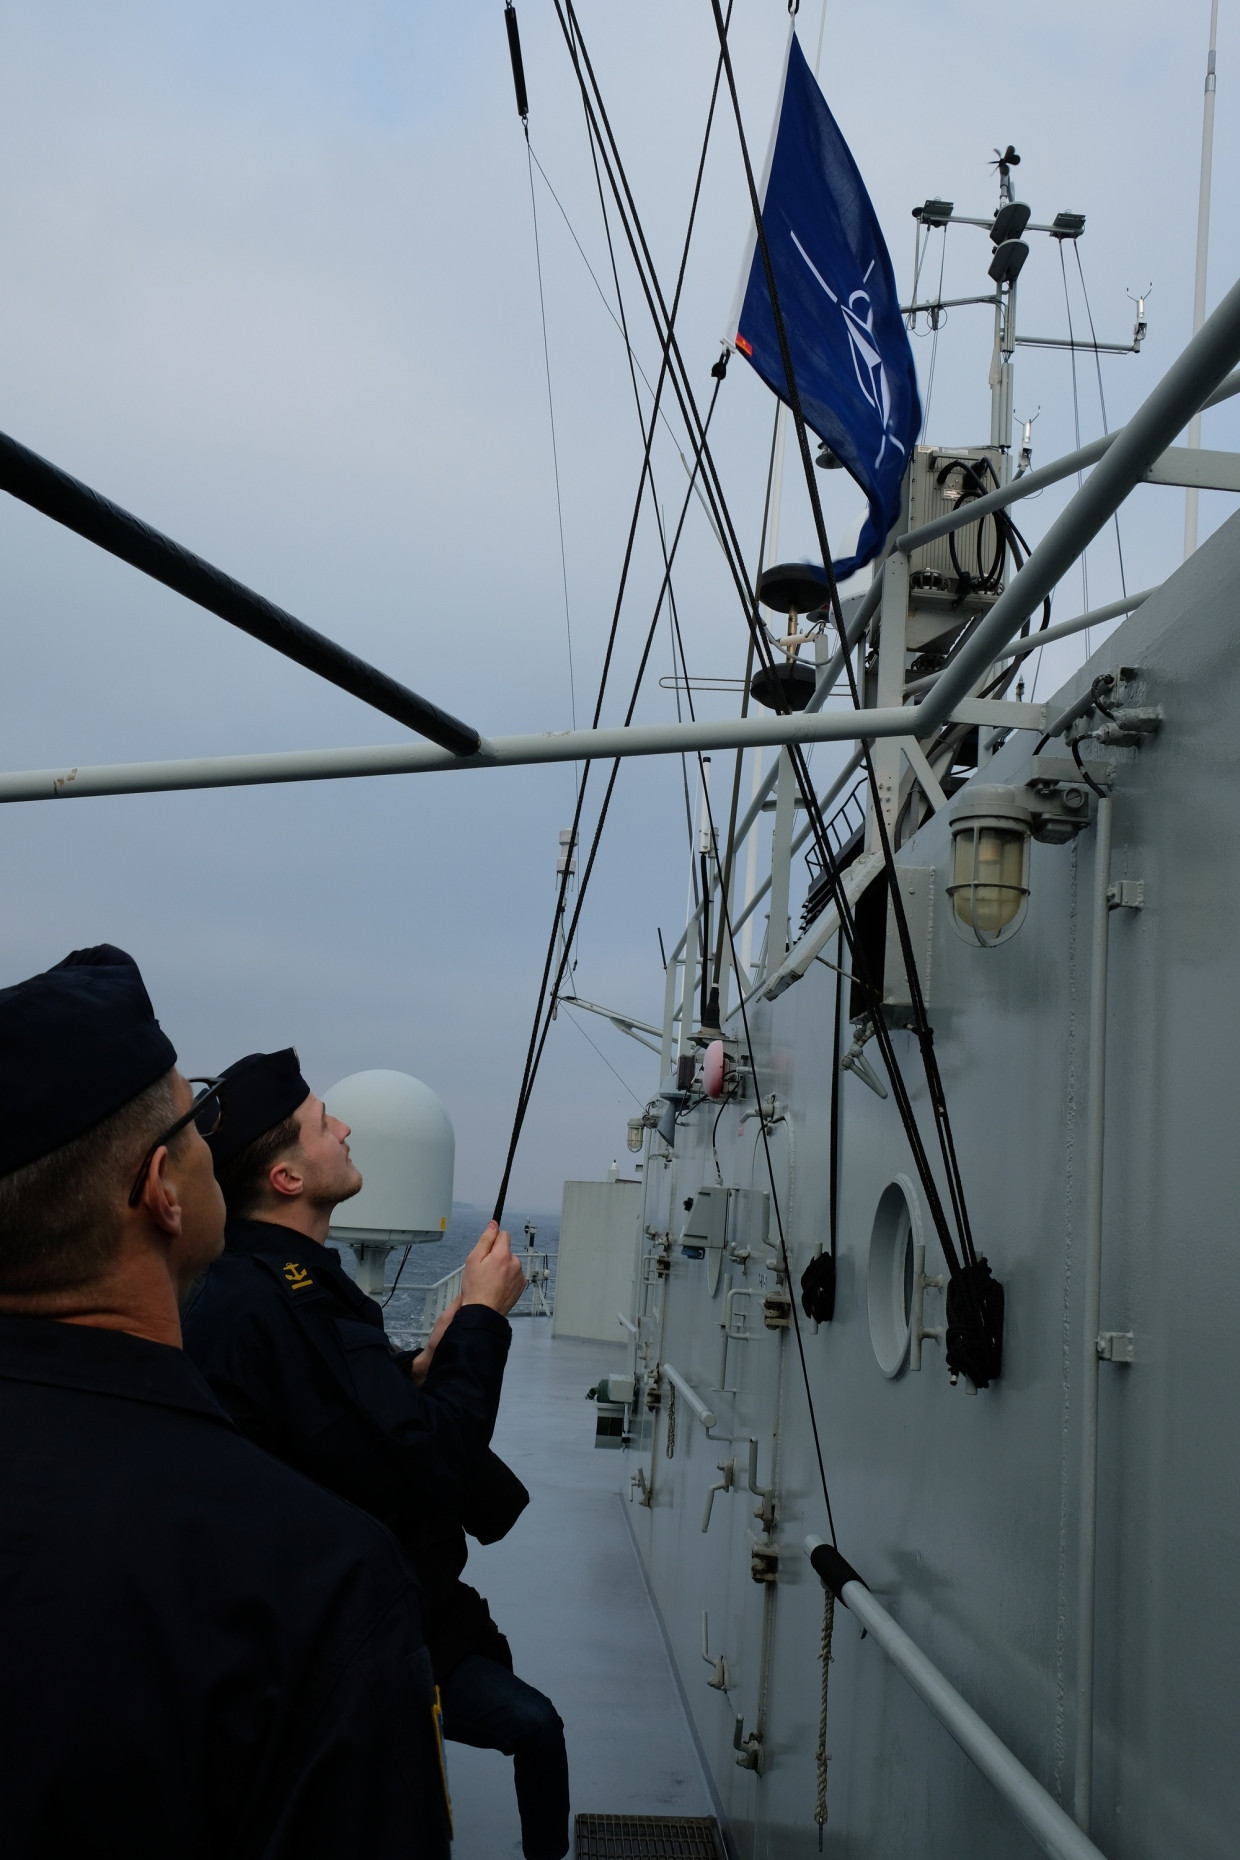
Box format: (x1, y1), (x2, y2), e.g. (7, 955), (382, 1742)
(814, 1588), (835, 1849)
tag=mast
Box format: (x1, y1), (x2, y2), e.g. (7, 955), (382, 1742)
(1184, 0), (1220, 558)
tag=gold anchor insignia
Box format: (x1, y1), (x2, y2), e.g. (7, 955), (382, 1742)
(282, 1261), (314, 1290)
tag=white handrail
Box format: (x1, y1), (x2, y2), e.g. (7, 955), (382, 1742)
(662, 1363), (717, 1431)
(804, 1538), (1107, 1860)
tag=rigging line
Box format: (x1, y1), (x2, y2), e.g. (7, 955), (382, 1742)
(492, 376), (727, 1221)
(496, 0), (729, 1191)
(556, 0), (774, 646)
(702, 7), (972, 1229)
(919, 228), (949, 440)
(1073, 242), (1129, 601)
(1059, 240), (1090, 618)
(511, 384), (725, 1128)
(527, 141), (723, 544)
(541, 18), (965, 1292)
(575, 55), (711, 884)
(706, 0), (980, 1286)
(558, 0), (976, 1282)
(559, 0), (948, 1247)
(564, 1007), (645, 1106)
(565, 0), (735, 578)
(694, 739), (839, 1546)
(715, 406), (782, 985)
(671, 568), (843, 1526)
(499, 58), (718, 1174)
(524, 136), (579, 737)
(814, 0), (829, 73)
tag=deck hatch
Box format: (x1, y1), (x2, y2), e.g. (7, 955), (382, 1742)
(574, 1814), (726, 1858)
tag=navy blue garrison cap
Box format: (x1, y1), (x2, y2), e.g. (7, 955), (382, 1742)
(0, 944), (177, 1177)
(206, 1048), (311, 1169)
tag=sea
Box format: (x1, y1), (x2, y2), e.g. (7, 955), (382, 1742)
(330, 1203), (560, 1349)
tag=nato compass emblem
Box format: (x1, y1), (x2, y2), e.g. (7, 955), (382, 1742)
(790, 231), (907, 472)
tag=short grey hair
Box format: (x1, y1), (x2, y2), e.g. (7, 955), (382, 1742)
(0, 1071), (178, 1295)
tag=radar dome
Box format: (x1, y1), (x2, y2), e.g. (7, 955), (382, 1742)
(325, 1069), (454, 1244)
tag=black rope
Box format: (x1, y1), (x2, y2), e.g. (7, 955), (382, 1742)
(492, 7), (732, 1220)
(493, 378), (727, 1221)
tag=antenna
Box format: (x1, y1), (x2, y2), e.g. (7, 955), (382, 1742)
(1185, 0), (1218, 559)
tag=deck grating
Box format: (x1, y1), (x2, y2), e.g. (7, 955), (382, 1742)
(574, 1814), (725, 1859)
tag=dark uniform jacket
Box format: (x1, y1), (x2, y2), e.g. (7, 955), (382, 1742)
(0, 1312), (450, 1860)
(183, 1219), (522, 1679)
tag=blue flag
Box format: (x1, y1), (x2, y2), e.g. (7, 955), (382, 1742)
(730, 34), (920, 581)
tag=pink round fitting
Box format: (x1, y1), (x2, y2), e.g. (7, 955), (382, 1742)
(703, 1039), (727, 1100)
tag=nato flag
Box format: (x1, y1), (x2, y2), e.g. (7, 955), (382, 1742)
(731, 34), (920, 581)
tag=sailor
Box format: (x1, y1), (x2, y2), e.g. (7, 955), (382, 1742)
(183, 1048), (571, 1860)
(0, 946), (450, 1860)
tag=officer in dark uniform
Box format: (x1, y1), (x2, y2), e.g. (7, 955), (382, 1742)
(183, 1049), (570, 1860)
(0, 946), (450, 1860)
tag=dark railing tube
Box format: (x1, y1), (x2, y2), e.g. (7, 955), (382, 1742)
(0, 429), (480, 757)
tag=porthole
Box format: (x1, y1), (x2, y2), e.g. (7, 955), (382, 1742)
(867, 1176), (922, 1378)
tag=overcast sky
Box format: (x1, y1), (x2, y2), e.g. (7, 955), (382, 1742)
(0, 1), (1234, 1214)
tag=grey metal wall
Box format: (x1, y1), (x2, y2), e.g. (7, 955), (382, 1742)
(623, 510), (1240, 1860)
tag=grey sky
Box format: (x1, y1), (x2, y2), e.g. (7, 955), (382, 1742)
(0, 1), (1234, 1212)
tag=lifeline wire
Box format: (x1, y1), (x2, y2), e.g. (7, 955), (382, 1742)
(523, 135), (578, 735)
(564, 1007), (645, 1106)
(494, 375), (728, 1222)
(654, 498), (840, 1531)
(1074, 242), (1129, 602)
(1060, 240), (1091, 619)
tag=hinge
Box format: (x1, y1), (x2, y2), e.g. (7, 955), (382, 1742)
(1096, 1330), (1135, 1363)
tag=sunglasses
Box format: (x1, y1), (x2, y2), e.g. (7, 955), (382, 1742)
(126, 1077), (227, 1210)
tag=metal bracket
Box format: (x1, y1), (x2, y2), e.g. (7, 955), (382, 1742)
(1096, 1330), (1135, 1363)
(909, 1242), (945, 1371)
(701, 1613), (729, 1691)
(748, 1532), (779, 1583)
(733, 1716), (765, 1773)
(1107, 879), (1144, 910)
(629, 1466), (652, 1507)
(716, 1284), (760, 1391)
(841, 1021), (889, 1099)
(762, 1293), (792, 1330)
(701, 1458), (736, 1534)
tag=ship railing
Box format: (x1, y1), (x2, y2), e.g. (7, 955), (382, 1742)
(804, 1537), (1108, 1860)
(396, 1251), (555, 1345)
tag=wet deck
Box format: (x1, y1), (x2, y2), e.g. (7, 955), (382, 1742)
(448, 1321), (712, 1855)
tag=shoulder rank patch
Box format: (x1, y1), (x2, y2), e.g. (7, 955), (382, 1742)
(282, 1261), (315, 1291)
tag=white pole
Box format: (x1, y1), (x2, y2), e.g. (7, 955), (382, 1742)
(1184, 0), (1220, 559)
(1072, 795), (1113, 1831)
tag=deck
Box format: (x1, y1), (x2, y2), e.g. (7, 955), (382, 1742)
(447, 1320), (713, 1854)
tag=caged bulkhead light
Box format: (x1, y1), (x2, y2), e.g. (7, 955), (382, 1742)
(946, 785), (1033, 948)
(946, 761), (1095, 949)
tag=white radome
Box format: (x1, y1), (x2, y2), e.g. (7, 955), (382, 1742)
(324, 1069), (454, 1243)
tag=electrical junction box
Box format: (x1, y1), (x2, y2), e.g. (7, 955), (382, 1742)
(905, 445), (1006, 646)
(681, 1185), (770, 1294)
(680, 1184), (728, 1252)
